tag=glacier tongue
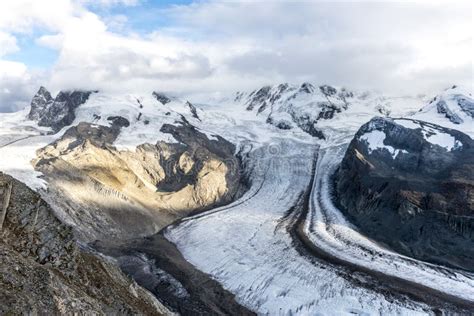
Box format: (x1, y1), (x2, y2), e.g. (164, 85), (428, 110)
(165, 139), (430, 315)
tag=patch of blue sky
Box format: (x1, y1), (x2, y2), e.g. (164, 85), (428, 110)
(90, 0), (197, 36)
(5, 30), (58, 69)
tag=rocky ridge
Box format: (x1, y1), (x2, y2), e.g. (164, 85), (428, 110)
(28, 87), (95, 132)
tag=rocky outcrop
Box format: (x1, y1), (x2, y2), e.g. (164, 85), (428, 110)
(0, 172), (171, 315)
(185, 101), (201, 121)
(28, 87), (95, 132)
(335, 117), (474, 271)
(153, 92), (172, 105)
(33, 120), (243, 242)
(245, 86), (272, 111)
(107, 115), (131, 129)
(27, 86), (53, 121)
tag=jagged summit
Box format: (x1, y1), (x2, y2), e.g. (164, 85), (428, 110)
(152, 91), (172, 105)
(27, 87), (53, 121)
(28, 87), (95, 132)
(299, 82), (315, 94)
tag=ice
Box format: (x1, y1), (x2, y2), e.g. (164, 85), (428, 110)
(359, 130), (405, 158)
(421, 127), (459, 151)
(165, 140), (430, 315)
(394, 118), (421, 129)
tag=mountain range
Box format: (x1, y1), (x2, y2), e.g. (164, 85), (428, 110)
(0, 83), (473, 315)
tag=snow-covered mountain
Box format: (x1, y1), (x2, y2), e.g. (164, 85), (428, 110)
(1, 83), (473, 314)
(223, 82), (428, 139)
(413, 85), (474, 136)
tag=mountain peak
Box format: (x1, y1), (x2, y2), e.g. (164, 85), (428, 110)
(152, 91), (172, 105)
(27, 87), (94, 132)
(299, 82), (315, 94)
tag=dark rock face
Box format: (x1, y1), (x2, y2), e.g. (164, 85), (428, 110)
(152, 92), (172, 105)
(28, 87), (94, 132)
(185, 101), (201, 121)
(107, 116), (130, 129)
(317, 103), (341, 120)
(335, 117), (474, 271)
(289, 112), (325, 139)
(245, 86), (272, 111)
(457, 96), (474, 118)
(437, 100), (463, 124)
(27, 87), (53, 121)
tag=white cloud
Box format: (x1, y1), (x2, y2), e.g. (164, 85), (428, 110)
(79, 0), (140, 7)
(0, 0), (472, 112)
(0, 31), (18, 56)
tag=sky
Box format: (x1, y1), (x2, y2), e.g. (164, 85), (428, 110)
(0, 0), (472, 112)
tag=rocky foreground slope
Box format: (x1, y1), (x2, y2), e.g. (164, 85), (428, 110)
(335, 116), (474, 271)
(0, 172), (172, 314)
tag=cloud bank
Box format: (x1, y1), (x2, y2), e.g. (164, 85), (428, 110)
(0, 0), (472, 111)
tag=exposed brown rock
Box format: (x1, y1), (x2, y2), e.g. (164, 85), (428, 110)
(33, 121), (243, 242)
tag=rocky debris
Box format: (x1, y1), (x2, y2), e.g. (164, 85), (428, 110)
(335, 117), (474, 271)
(153, 92), (172, 105)
(94, 235), (256, 316)
(33, 121), (244, 242)
(27, 87), (95, 132)
(0, 172), (172, 315)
